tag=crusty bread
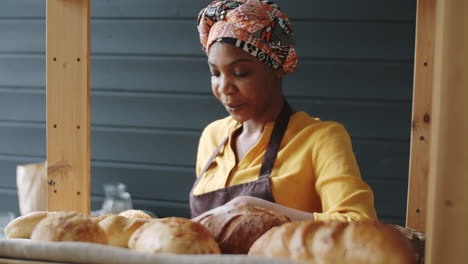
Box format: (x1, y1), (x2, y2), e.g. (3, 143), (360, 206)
(30, 211), (108, 245)
(128, 217), (220, 254)
(392, 225), (426, 264)
(98, 215), (150, 247)
(249, 220), (417, 264)
(4, 211), (50, 238)
(194, 205), (291, 254)
(118, 209), (152, 219)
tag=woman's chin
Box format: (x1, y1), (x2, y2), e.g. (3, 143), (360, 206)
(227, 111), (252, 123)
(226, 106), (249, 122)
(228, 113), (248, 123)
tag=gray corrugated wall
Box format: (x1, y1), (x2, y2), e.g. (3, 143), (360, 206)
(0, 0), (416, 225)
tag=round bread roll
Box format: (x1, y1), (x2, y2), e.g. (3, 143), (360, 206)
(30, 211), (108, 245)
(128, 217), (220, 254)
(194, 205), (291, 254)
(118, 209), (152, 219)
(249, 220), (417, 264)
(4, 211), (50, 239)
(98, 215), (150, 247)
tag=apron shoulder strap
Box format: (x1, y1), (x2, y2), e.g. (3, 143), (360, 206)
(259, 101), (293, 179)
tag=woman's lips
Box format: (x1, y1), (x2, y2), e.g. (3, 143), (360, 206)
(225, 103), (244, 112)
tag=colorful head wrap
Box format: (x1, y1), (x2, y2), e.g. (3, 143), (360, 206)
(197, 0), (297, 74)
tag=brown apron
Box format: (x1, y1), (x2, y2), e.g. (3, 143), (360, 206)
(189, 101), (293, 218)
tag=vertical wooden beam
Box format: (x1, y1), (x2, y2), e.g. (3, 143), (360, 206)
(406, 0), (436, 231)
(425, 0), (467, 263)
(46, 0), (90, 215)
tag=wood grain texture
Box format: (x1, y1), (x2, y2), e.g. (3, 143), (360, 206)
(425, 0), (468, 263)
(406, 0), (436, 232)
(46, 0), (90, 214)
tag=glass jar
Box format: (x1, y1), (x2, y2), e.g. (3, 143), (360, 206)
(100, 182), (133, 215)
(0, 212), (15, 238)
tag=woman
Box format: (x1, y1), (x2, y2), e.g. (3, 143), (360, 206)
(190, 0), (377, 222)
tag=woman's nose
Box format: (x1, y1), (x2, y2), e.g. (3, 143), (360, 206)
(218, 75), (236, 95)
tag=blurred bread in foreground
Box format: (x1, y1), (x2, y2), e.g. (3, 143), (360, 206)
(4, 211), (50, 239)
(392, 225), (426, 264)
(129, 217), (220, 254)
(118, 209), (152, 219)
(30, 211), (108, 245)
(98, 215), (150, 247)
(91, 213), (114, 223)
(249, 220), (417, 264)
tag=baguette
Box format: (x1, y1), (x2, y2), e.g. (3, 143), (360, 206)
(4, 211), (50, 238)
(249, 220), (417, 264)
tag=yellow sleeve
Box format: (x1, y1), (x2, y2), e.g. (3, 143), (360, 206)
(312, 123), (377, 222)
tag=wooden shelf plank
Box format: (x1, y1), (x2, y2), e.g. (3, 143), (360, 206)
(425, 0), (468, 263)
(0, 258), (70, 264)
(46, 0), (90, 214)
(406, 0), (436, 232)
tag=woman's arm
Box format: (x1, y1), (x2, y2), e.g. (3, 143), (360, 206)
(192, 196), (315, 222)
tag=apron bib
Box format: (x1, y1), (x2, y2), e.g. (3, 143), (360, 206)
(189, 101), (293, 218)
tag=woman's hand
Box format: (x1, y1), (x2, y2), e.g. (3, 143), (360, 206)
(192, 196), (315, 222)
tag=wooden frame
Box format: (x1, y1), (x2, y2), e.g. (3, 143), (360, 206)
(44, 0), (467, 262)
(424, 0), (467, 262)
(46, 0), (91, 215)
(406, 0), (436, 232)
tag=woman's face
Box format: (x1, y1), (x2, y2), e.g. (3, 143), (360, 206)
(207, 42), (283, 123)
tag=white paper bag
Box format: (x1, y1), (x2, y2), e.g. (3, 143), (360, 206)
(16, 161), (47, 215)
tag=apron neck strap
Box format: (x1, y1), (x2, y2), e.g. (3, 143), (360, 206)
(258, 100), (293, 179)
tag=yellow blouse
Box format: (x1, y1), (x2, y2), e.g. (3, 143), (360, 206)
(194, 111), (377, 222)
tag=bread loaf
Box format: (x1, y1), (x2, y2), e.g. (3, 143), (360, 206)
(118, 209), (152, 219)
(249, 220), (417, 264)
(4, 211), (50, 238)
(98, 215), (150, 247)
(393, 225), (426, 264)
(30, 211), (108, 245)
(128, 217), (220, 254)
(194, 205), (291, 254)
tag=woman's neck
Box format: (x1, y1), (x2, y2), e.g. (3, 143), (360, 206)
(242, 96), (285, 136)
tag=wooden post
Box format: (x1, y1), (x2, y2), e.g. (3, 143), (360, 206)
(425, 0), (467, 263)
(46, 0), (91, 215)
(406, 0), (436, 232)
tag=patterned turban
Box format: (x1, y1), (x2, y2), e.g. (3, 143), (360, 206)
(197, 0), (297, 74)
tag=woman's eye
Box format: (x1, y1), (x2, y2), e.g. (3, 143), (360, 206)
(210, 72), (220, 77)
(234, 72), (249, 78)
